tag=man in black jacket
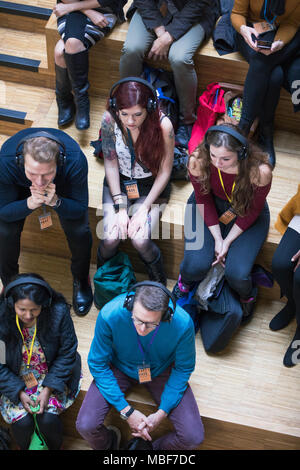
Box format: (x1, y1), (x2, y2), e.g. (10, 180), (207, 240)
(0, 128), (93, 316)
(119, 0), (220, 145)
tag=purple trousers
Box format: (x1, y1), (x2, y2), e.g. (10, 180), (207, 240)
(76, 365), (204, 450)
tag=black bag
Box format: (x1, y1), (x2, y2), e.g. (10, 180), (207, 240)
(142, 64), (179, 132)
(122, 437), (153, 450)
(199, 280), (245, 353)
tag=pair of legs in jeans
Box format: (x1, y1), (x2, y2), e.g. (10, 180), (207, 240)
(270, 227), (300, 367)
(119, 10), (205, 126)
(76, 365), (204, 450)
(178, 193), (270, 302)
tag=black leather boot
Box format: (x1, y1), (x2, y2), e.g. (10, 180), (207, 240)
(257, 123), (276, 168)
(140, 249), (167, 286)
(55, 64), (75, 127)
(73, 276), (93, 316)
(64, 49), (90, 130)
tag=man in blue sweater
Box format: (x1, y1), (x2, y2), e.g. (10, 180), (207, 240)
(76, 282), (204, 450)
(0, 128), (93, 316)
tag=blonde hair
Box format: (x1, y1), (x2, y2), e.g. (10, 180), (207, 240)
(23, 137), (59, 164)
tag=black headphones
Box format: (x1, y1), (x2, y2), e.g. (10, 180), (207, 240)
(123, 281), (176, 322)
(15, 131), (67, 167)
(109, 77), (158, 114)
(204, 125), (249, 161)
(4, 276), (53, 308)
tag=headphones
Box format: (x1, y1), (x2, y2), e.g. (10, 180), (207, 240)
(109, 77), (158, 114)
(204, 125), (249, 161)
(15, 131), (67, 167)
(4, 276), (53, 308)
(123, 281), (176, 322)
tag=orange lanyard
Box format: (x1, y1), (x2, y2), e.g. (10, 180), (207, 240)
(217, 168), (236, 204)
(16, 315), (37, 370)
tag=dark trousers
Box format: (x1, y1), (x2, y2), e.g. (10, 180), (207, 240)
(0, 210), (92, 286)
(272, 227), (300, 324)
(11, 412), (63, 450)
(76, 366), (204, 451)
(180, 193), (270, 299)
(236, 29), (300, 127)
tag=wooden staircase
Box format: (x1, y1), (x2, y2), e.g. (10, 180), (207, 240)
(0, 0), (300, 451)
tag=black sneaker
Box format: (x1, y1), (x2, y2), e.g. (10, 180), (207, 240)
(240, 296), (257, 325)
(172, 279), (191, 303)
(107, 425), (121, 450)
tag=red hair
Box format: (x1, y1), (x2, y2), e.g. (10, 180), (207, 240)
(107, 81), (165, 176)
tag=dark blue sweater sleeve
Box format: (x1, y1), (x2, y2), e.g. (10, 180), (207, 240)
(54, 152), (89, 220)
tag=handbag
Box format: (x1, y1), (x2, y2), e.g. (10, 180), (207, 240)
(93, 251), (137, 310)
(28, 401), (48, 451)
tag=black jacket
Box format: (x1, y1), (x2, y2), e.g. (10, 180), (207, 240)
(128, 0), (220, 41)
(0, 301), (81, 405)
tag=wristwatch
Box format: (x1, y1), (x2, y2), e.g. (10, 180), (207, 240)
(113, 203), (127, 213)
(120, 407), (135, 420)
(53, 197), (62, 208)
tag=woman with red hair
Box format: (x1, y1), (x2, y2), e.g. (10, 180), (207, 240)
(97, 78), (174, 284)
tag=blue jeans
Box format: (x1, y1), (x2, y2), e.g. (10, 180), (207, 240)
(180, 193), (270, 299)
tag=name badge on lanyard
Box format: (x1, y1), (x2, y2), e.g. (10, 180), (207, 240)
(124, 179), (140, 200)
(132, 321), (160, 384)
(217, 168), (237, 225)
(16, 316), (38, 389)
(39, 205), (53, 230)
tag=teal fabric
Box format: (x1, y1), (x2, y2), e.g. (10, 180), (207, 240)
(93, 252), (136, 310)
(88, 294), (195, 414)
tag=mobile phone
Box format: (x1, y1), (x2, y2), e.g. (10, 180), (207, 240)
(257, 39), (272, 49)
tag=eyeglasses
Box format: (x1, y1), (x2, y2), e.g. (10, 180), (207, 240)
(131, 315), (160, 330)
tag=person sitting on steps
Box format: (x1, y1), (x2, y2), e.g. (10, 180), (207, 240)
(119, 0), (220, 148)
(270, 184), (300, 367)
(172, 124), (273, 325)
(231, 0), (300, 167)
(96, 77), (175, 285)
(53, 0), (126, 130)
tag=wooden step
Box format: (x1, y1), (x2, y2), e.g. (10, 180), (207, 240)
(0, 0), (52, 33)
(44, 10), (300, 133)
(0, 80), (55, 134)
(1, 250), (300, 450)
(0, 27), (54, 86)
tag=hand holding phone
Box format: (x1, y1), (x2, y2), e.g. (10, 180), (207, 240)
(257, 39), (272, 49)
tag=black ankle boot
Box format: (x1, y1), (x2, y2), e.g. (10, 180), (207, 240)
(55, 64), (75, 127)
(257, 124), (276, 167)
(140, 250), (167, 286)
(73, 276), (93, 316)
(64, 49), (90, 130)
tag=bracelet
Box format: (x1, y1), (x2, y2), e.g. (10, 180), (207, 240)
(112, 193), (122, 199)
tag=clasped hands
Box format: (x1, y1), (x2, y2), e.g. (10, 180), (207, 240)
(127, 409), (167, 442)
(110, 204), (149, 241)
(27, 183), (58, 210)
(19, 387), (52, 415)
(212, 237), (230, 268)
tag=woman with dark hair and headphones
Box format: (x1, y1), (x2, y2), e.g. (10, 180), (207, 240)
(173, 124), (273, 324)
(97, 78), (174, 285)
(231, 0), (300, 167)
(0, 273), (81, 450)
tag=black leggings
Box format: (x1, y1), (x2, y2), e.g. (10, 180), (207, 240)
(11, 412), (63, 450)
(237, 28), (300, 129)
(272, 227), (300, 325)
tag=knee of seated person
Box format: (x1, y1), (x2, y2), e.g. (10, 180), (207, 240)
(168, 49), (192, 69)
(269, 66), (284, 87)
(130, 236), (149, 253)
(121, 42), (145, 59)
(271, 253), (290, 275)
(65, 38), (85, 54)
(76, 412), (100, 438)
(176, 422), (204, 450)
